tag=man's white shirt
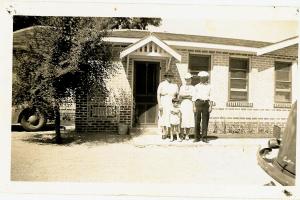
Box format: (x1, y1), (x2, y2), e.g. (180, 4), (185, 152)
(192, 83), (211, 102)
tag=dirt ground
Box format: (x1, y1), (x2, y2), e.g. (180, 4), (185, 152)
(10, 130), (278, 186)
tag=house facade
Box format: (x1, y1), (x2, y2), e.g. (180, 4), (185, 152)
(75, 30), (298, 137)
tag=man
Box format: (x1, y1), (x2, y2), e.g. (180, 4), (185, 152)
(192, 71), (213, 143)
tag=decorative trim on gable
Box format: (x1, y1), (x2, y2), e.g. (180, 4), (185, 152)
(120, 35), (182, 61)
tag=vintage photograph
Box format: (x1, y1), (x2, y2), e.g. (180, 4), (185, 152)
(7, 6), (298, 198)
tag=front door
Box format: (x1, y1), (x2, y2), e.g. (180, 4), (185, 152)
(134, 61), (160, 125)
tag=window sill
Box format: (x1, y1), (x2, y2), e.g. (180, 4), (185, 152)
(273, 103), (291, 108)
(226, 101), (253, 107)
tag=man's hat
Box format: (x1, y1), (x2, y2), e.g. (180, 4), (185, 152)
(164, 71), (174, 77)
(198, 71), (209, 77)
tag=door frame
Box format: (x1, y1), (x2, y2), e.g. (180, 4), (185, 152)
(132, 58), (162, 126)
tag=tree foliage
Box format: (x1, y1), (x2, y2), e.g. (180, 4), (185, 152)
(107, 17), (161, 30)
(13, 16), (162, 31)
(13, 17), (115, 107)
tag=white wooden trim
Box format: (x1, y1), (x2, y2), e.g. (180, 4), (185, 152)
(229, 55), (250, 59)
(105, 37), (259, 54)
(151, 36), (181, 61)
(126, 55), (129, 77)
(103, 37), (139, 43)
(291, 60), (297, 103)
(257, 37), (299, 56)
(130, 58), (134, 128)
(166, 57), (172, 72)
(130, 52), (170, 58)
(275, 89), (291, 92)
(103, 36), (299, 57)
(120, 35), (182, 62)
(120, 36), (153, 58)
(230, 88), (248, 92)
(165, 40), (259, 54)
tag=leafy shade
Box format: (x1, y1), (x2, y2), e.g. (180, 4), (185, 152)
(13, 16), (162, 31)
(107, 17), (162, 30)
(13, 17), (115, 115)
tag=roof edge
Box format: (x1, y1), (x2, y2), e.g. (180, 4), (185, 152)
(257, 36), (299, 56)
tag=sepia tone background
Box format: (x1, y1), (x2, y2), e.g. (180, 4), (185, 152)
(4, 0), (298, 197)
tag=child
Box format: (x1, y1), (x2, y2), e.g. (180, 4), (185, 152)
(169, 98), (182, 142)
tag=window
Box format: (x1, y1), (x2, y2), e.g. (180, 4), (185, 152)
(229, 58), (249, 101)
(275, 61), (292, 103)
(188, 54), (211, 85)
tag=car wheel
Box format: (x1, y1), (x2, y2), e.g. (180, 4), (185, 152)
(20, 109), (47, 131)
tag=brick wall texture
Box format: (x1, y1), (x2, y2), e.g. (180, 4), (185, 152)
(76, 43), (297, 137)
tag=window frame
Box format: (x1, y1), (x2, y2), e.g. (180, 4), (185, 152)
(228, 56), (250, 102)
(274, 60), (292, 103)
(188, 53), (212, 84)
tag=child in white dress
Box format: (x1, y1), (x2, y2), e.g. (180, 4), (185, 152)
(170, 98), (181, 142)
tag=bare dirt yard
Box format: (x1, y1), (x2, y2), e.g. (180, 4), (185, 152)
(11, 130), (276, 186)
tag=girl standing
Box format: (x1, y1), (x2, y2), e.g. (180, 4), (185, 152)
(170, 98), (181, 142)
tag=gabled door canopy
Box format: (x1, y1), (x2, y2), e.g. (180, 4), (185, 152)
(120, 34), (182, 62)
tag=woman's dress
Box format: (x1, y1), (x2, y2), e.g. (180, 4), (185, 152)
(179, 85), (195, 128)
(170, 107), (181, 126)
(157, 81), (178, 128)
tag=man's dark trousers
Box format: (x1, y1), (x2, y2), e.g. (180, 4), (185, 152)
(194, 100), (210, 141)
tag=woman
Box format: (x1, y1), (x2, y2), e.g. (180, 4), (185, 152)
(157, 71), (178, 139)
(179, 72), (195, 140)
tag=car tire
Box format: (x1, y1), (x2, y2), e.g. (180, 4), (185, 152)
(20, 108), (47, 131)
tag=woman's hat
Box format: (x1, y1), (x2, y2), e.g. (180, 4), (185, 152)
(198, 71), (209, 77)
(164, 71), (173, 77)
(184, 72), (192, 79)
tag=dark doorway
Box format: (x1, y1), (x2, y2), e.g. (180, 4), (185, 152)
(134, 61), (160, 126)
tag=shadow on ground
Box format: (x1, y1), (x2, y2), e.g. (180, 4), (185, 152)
(12, 123), (72, 132)
(176, 135), (219, 142)
(12, 124), (56, 132)
(18, 127), (219, 146)
(207, 136), (218, 141)
(21, 130), (143, 146)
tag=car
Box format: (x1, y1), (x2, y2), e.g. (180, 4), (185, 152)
(257, 101), (296, 186)
(11, 100), (75, 132)
(11, 103), (54, 131)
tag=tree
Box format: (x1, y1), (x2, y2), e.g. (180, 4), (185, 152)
(13, 16), (162, 31)
(107, 17), (161, 30)
(13, 16), (42, 31)
(13, 17), (115, 143)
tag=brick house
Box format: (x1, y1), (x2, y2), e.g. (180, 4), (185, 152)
(75, 30), (298, 137)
